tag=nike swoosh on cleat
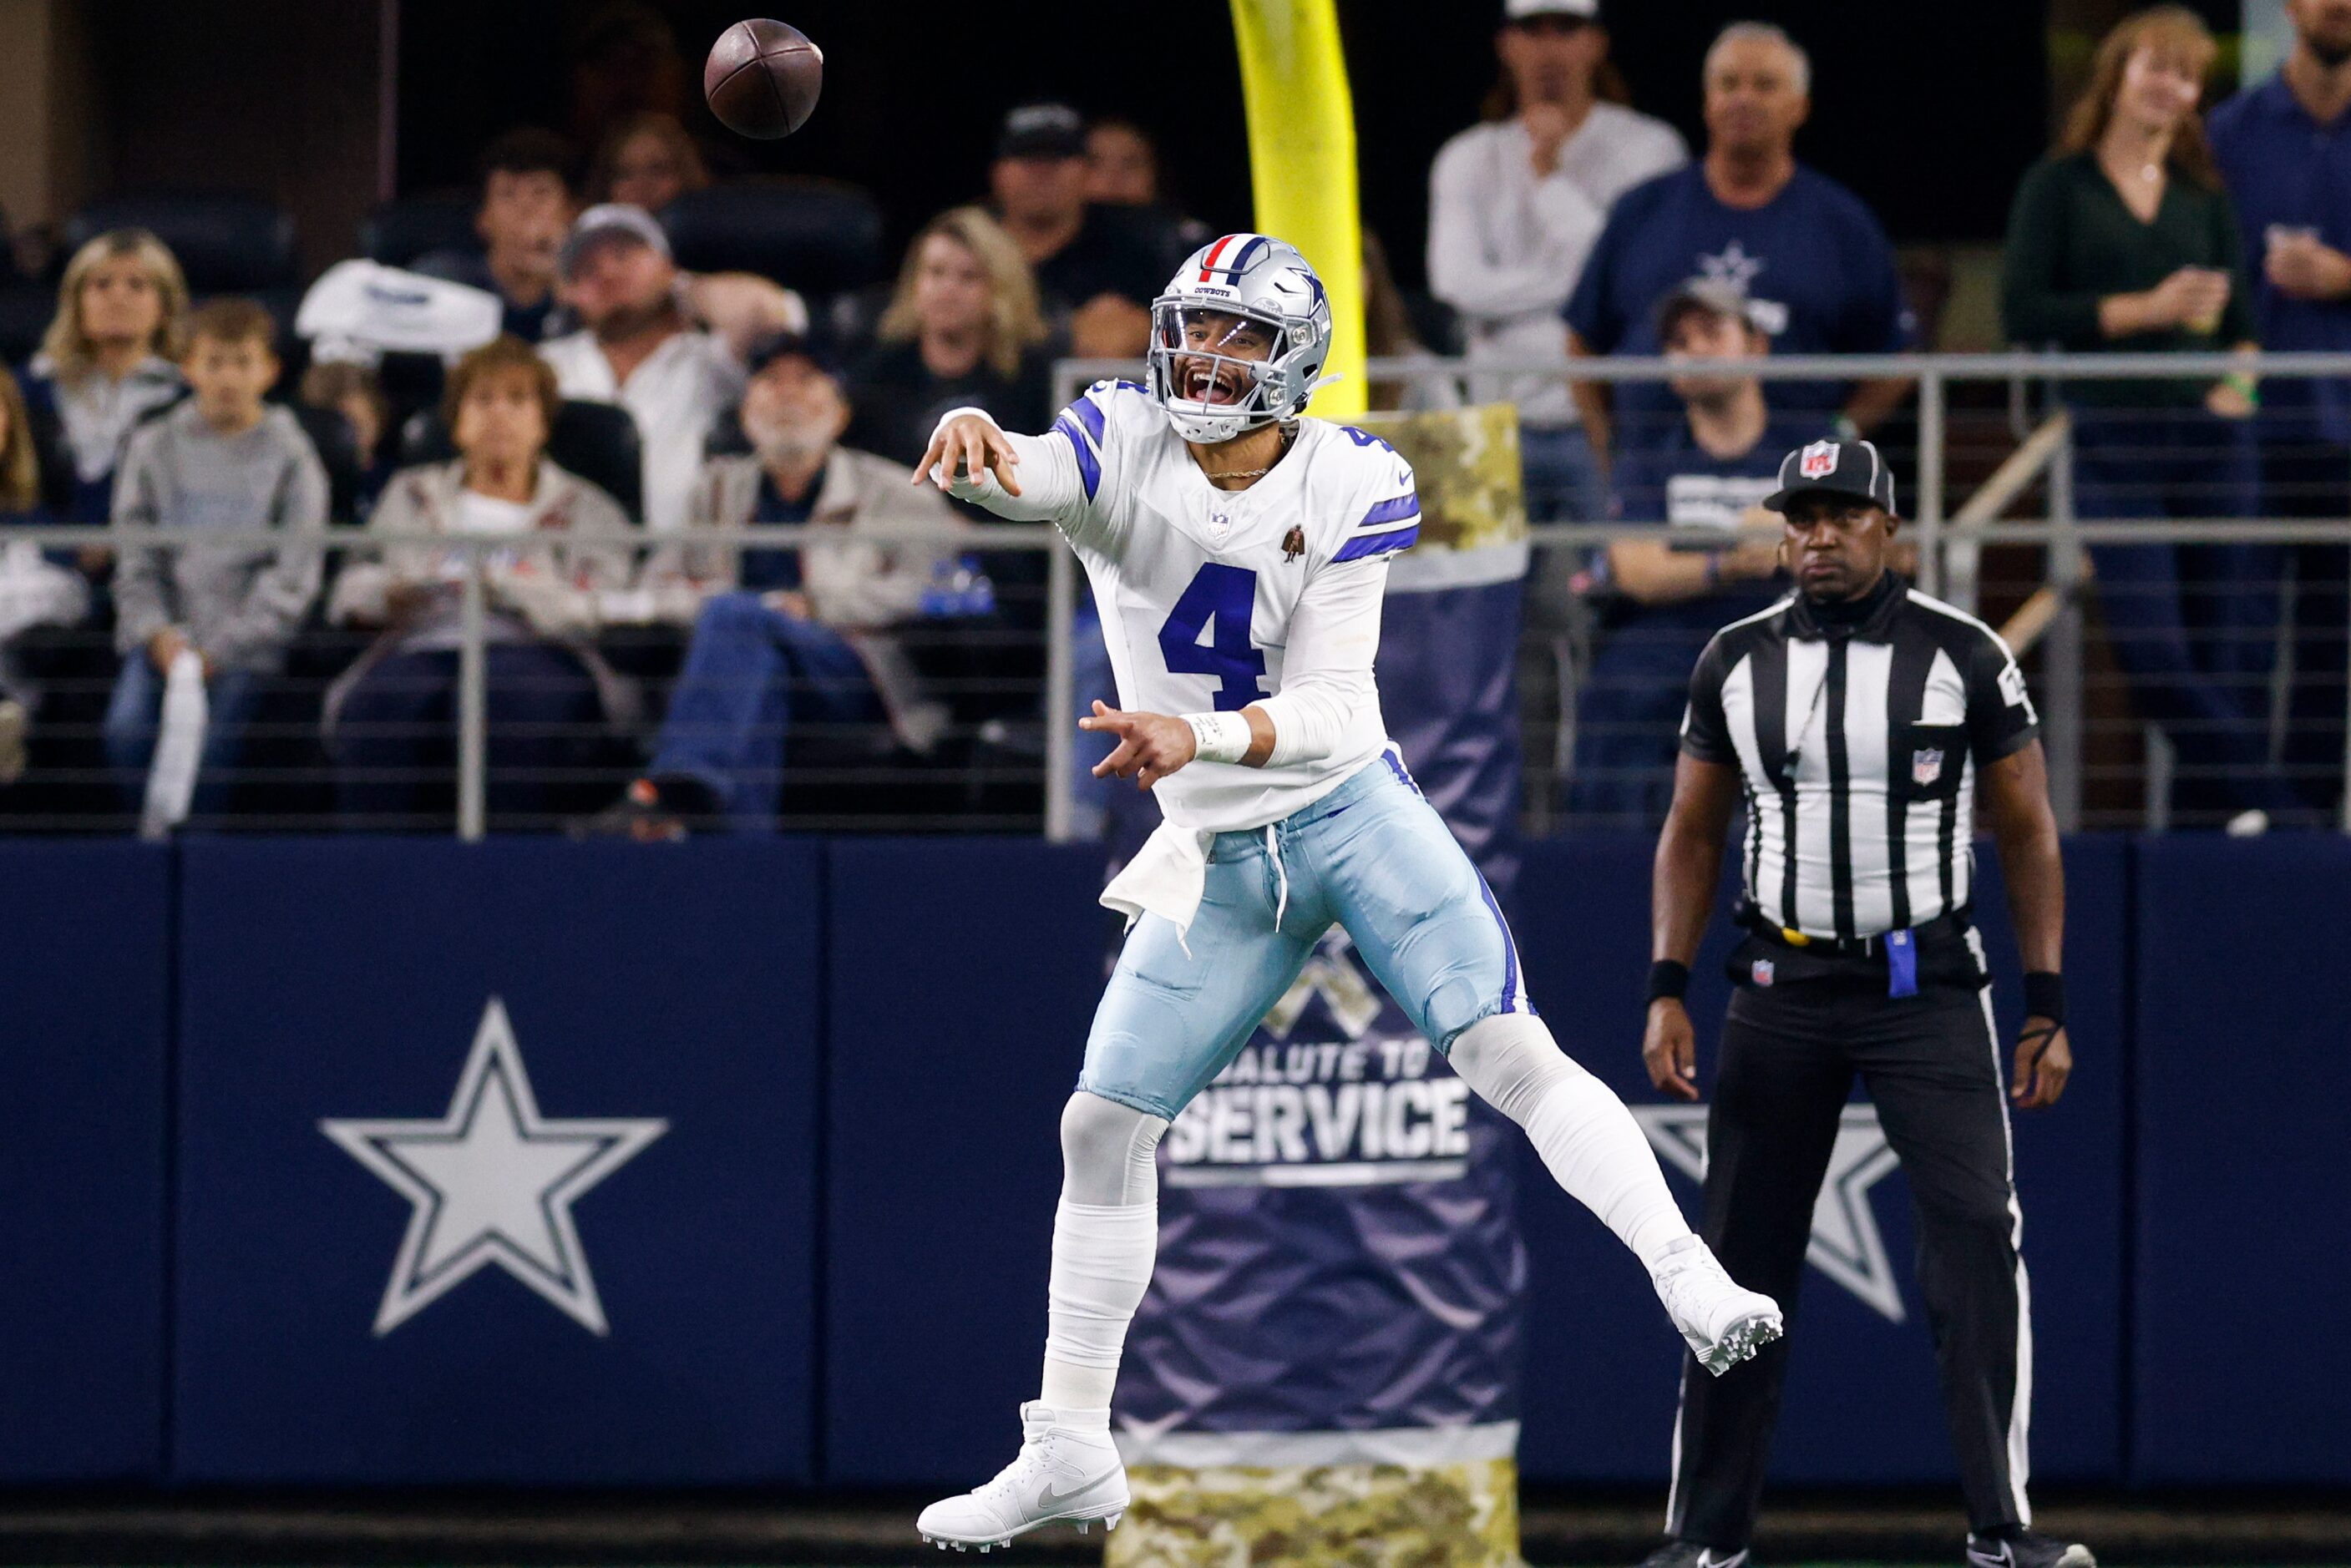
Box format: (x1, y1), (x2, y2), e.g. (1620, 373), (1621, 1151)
(1036, 1476), (1104, 1512)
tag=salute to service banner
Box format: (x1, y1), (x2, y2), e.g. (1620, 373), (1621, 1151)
(1109, 404), (1531, 1568)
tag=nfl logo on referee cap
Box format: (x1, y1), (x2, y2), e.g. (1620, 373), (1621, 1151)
(1913, 747), (1944, 787)
(1799, 441), (1839, 478)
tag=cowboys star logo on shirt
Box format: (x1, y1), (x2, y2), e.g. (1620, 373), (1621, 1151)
(1912, 747), (1945, 787)
(1799, 441), (1840, 480)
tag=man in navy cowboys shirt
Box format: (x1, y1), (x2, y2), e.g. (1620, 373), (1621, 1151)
(1563, 22), (1912, 459)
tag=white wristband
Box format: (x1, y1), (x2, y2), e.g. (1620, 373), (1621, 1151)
(1183, 711), (1253, 766)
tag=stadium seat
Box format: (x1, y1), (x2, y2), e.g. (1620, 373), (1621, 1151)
(357, 194), (480, 270)
(65, 195), (298, 293)
(659, 180), (885, 298)
(397, 397), (645, 524)
(0, 284), (53, 367)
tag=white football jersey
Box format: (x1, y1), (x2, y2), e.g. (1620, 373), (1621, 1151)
(955, 380), (1421, 834)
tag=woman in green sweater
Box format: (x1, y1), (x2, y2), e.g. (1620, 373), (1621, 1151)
(2002, 3), (2303, 827)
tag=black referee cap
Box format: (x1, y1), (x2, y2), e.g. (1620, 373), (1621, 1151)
(1761, 438), (1898, 516)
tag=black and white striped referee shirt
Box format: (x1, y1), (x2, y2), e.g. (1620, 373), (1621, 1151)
(1679, 572), (2040, 942)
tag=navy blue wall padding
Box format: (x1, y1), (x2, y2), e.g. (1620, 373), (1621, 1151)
(2132, 835), (2351, 1483)
(170, 838), (823, 1484)
(359, 195), (480, 268)
(0, 842), (172, 1481)
(1510, 835), (2127, 1487)
(67, 195), (298, 291)
(823, 839), (1109, 1485)
(660, 181), (886, 297)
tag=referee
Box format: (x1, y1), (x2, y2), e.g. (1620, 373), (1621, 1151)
(1635, 440), (2089, 1568)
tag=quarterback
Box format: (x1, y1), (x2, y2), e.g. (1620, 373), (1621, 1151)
(911, 234), (1781, 1550)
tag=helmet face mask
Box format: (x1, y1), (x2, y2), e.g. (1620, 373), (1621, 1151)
(1148, 235), (1333, 444)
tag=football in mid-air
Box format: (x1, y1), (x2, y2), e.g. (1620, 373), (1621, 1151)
(704, 19), (823, 139)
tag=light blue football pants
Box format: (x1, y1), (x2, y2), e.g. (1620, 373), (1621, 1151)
(1080, 751), (1531, 1122)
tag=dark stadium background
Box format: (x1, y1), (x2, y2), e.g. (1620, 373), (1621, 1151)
(391, 0), (2056, 270)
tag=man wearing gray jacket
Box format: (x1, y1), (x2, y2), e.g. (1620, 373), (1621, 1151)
(582, 331), (967, 837)
(106, 299), (326, 821)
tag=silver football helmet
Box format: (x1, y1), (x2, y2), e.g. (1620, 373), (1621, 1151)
(1147, 233), (1334, 443)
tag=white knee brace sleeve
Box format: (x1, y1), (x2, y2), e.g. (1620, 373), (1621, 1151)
(1041, 1093), (1168, 1411)
(1450, 1013), (1693, 1272)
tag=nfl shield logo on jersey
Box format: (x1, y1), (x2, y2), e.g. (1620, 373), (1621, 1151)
(1912, 747), (1945, 787)
(1752, 957), (1776, 987)
(1799, 441), (1839, 479)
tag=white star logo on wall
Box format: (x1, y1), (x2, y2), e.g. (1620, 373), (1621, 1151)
(321, 998), (666, 1336)
(1634, 1104), (1908, 1323)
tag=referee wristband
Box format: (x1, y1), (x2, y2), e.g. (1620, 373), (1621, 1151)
(2022, 971), (2066, 1025)
(1647, 959), (1691, 1004)
(1183, 711), (1253, 766)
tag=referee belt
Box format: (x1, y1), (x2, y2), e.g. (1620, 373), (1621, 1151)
(1741, 906), (1972, 959)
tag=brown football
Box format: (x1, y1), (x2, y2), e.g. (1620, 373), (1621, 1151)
(703, 19), (823, 140)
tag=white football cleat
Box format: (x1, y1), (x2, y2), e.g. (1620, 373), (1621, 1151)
(917, 1402), (1130, 1550)
(1651, 1236), (1784, 1376)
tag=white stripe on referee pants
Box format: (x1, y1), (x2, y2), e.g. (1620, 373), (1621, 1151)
(1974, 967), (2034, 1527)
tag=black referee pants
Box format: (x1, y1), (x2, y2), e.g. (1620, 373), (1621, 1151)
(1668, 971), (2030, 1548)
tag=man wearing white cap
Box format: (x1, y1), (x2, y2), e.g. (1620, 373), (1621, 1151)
(1426, 0), (1686, 527)
(539, 203), (747, 533)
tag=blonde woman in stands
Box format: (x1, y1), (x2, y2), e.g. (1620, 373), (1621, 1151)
(23, 229), (190, 524)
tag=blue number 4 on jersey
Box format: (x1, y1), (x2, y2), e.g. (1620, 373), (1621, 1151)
(1158, 564), (1266, 711)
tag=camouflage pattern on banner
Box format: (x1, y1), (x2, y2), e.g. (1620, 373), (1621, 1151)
(1112, 1458), (1521, 1568)
(1108, 407), (1530, 1568)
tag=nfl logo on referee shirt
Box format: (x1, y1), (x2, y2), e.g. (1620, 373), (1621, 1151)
(1912, 747), (1944, 787)
(1799, 441), (1839, 478)
(1752, 958), (1776, 987)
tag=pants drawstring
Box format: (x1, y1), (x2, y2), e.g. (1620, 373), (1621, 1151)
(1264, 822), (1290, 932)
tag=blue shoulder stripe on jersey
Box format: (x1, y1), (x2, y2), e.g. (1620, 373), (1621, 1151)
(1051, 413), (1102, 500)
(1333, 524), (1419, 561)
(1357, 493), (1421, 529)
(1067, 391), (1107, 444)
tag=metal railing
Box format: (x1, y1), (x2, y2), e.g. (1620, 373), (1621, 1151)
(1051, 351), (2351, 837)
(3, 348), (2345, 838)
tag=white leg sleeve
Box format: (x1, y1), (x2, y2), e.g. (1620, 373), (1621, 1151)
(1040, 1092), (1168, 1413)
(1450, 1012), (1695, 1272)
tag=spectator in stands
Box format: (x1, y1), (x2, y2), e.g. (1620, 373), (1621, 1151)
(325, 336), (629, 829)
(1083, 115), (1212, 249)
(1429, 0), (1686, 523)
(1084, 117), (1162, 207)
(1568, 279), (1795, 827)
(1364, 232), (1465, 414)
(297, 361), (394, 513)
(586, 111), (711, 213)
(416, 128), (579, 345)
(21, 228), (190, 525)
(848, 208), (1053, 468)
(2004, 3), (2307, 832)
(0, 365), (89, 786)
(2209, 0), (2351, 817)
(990, 103), (1167, 357)
(541, 204), (747, 534)
(567, 1), (694, 155)
(580, 334), (964, 837)
(1564, 22), (1911, 458)
(107, 300), (326, 821)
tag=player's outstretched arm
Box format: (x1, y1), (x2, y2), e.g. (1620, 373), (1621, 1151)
(912, 407), (1086, 525)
